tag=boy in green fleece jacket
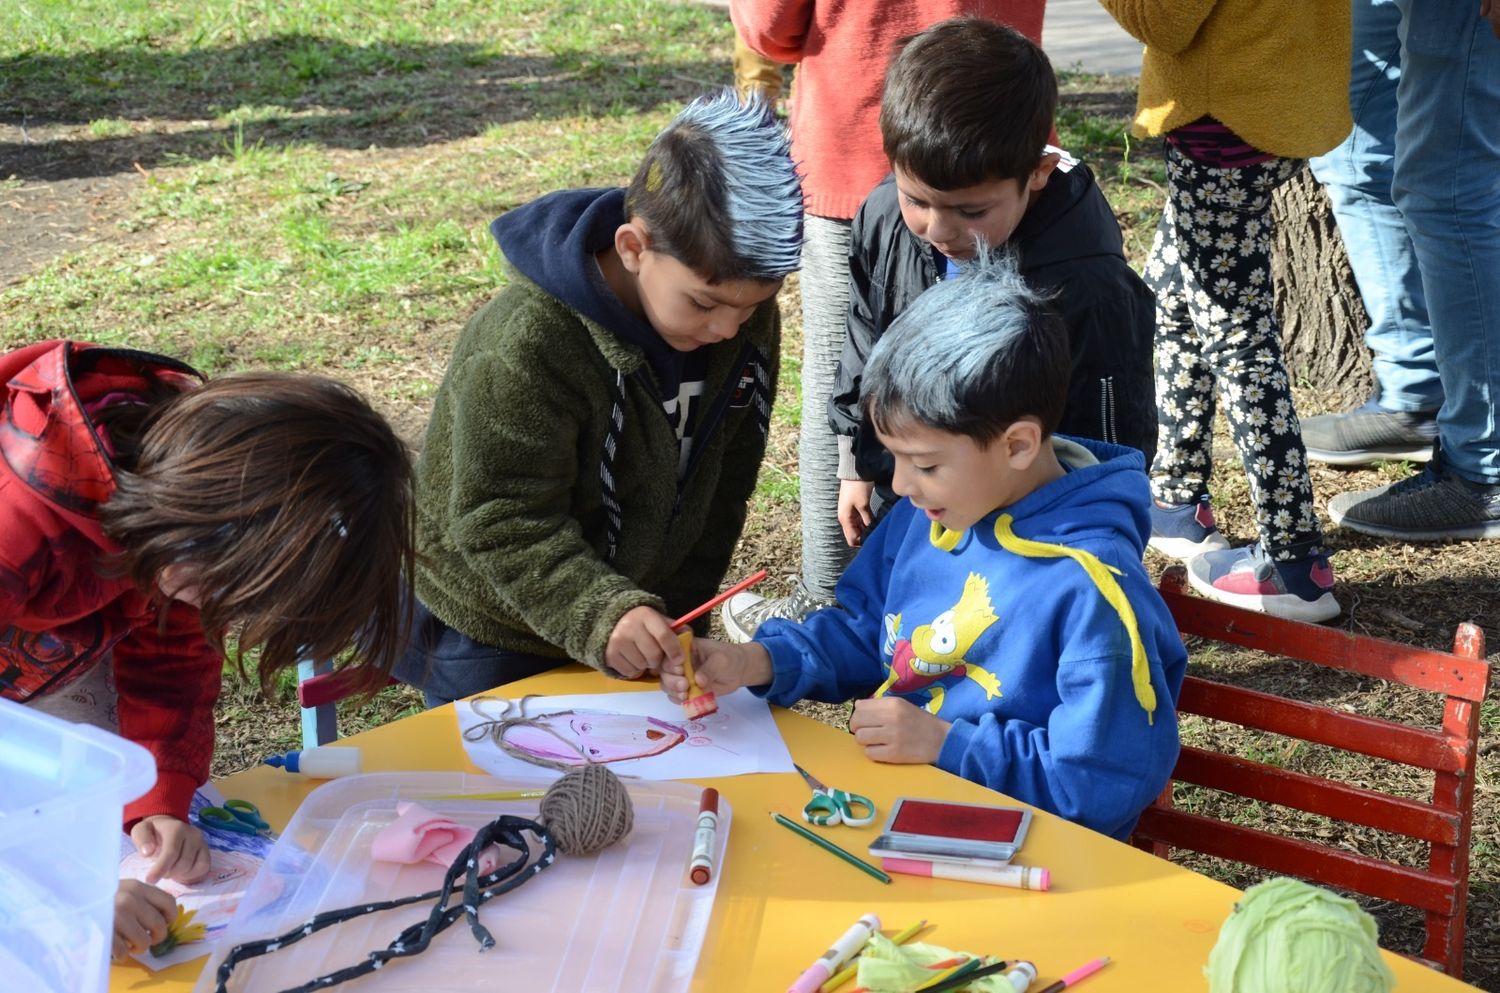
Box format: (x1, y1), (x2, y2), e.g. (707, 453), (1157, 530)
(394, 91), (802, 705)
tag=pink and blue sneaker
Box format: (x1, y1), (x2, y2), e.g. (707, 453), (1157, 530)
(1186, 543), (1340, 623)
(1148, 496), (1232, 560)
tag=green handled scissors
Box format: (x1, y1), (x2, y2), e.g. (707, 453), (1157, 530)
(197, 798), (277, 839)
(794, 764), (876, 827)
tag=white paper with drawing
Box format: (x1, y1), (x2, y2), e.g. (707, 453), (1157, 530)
(117, 784), (275, 970)
(455, 690), (795, 779)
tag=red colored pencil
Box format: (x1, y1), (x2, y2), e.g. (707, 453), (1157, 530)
(670, 569), (768, 631)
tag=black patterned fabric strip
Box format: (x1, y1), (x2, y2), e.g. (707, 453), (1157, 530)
(212, 815), (556, 993)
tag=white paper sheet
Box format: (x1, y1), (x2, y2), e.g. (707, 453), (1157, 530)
(455, 689), (795, 780)
(118, 784), (274, 969)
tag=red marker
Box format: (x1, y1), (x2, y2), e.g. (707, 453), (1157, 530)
(689, 788), (720, 885)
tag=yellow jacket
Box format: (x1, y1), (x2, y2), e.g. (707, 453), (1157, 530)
(1100, 0), (1352, 158)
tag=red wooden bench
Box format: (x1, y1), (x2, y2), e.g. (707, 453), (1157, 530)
(1134, 565), (1490, 977)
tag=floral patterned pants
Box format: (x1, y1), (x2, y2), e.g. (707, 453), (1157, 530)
(1144, 144), (1325, 561)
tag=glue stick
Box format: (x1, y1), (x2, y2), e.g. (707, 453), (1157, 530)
(263, 745), (361, 778)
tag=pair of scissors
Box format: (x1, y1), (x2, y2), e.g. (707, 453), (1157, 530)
(794, 763), (876, 827)
(197, 798), (277, 839)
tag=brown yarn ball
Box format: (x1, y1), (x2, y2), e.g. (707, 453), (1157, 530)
(539, 764), (634, 856)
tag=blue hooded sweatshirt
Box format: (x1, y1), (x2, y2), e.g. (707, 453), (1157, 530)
(754, 437), (1188, 840)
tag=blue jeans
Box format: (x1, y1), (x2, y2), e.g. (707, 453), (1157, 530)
(1311, 0), (1500, 483)
(392, 598), (563, 708)
(1308, 0), (1440, 414)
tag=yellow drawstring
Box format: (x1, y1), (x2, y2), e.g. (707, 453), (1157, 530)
(991, 514), (1157, 722)
(929, 520), (964, 551)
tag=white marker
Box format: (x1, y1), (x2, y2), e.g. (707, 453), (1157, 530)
(786, 912), (881, 993)
(880, 857), (1049, 891)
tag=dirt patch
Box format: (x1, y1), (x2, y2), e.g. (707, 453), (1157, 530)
(0, 166), (141, 287)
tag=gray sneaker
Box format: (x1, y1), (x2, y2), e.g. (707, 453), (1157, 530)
(1328, 462), (1500, 541)
(720, 578), (837, 643)
(1302, 399), (1437, 466)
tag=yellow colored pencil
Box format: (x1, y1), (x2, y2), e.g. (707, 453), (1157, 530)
(820, 919), (929, 992)
(422, 790), (547, 801)
(914, 957), (982, 992)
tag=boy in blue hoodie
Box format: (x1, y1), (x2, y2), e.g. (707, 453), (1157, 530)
(394, 92), (801, 704)
(663, 253), (1187, 840)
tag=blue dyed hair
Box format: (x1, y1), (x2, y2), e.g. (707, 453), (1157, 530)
(625, 89), (802, 282)
(861, 250), (1069, 443)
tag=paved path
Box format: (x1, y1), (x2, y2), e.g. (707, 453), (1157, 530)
(1044, 0), (1142, 76)
(695, 0), (1142, 77)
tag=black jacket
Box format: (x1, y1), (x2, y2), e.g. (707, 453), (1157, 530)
(829, 162), (1157, 508)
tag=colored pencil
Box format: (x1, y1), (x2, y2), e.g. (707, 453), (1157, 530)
(671, 569), (768, 631)
(918, 960), (1012, 993)
(821, 919), (928, 991)
(770, 812), (892, 884)
(913, 957), (983, 991)
(1036, 956), (1111, 993)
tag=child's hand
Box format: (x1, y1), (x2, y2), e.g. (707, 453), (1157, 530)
(130, 814), (212, 885)
(112, 879), (177, 959)
(660, 639), (773, 702)
(850, 697), (951, 764)
(838, 479), (876, 547)
(605, 606), (684, 678)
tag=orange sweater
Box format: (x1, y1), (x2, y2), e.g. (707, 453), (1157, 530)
(730, 0), (1046, 220)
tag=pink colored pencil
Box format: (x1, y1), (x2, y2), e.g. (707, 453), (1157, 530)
(671, 569), (768, 630)
(1036, 957), (1111, 993)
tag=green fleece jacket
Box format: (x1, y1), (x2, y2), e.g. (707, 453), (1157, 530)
(414, 272), (779, 674)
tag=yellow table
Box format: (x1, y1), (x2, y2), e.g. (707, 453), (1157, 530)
(113, 666), (1476, 992)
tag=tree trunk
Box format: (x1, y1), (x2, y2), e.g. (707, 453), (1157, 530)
(1271, 167), (1373, 408)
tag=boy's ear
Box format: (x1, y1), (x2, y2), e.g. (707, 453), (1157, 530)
(615, 221), (650, 274)
(1003, 418), (1046, 468)
(1027, 152), (1062, 193)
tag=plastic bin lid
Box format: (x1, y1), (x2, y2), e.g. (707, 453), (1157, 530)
(0, 697), (157, 816)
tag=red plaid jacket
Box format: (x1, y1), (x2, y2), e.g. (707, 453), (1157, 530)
(0, 340), (217, 825)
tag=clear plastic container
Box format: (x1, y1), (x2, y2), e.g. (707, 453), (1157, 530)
(193, 772), (731, 993)
(0, 697), (157, 993)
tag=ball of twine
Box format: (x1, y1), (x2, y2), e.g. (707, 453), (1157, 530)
(1206, 877), (1394, 993)
(539, 763), (634, 856)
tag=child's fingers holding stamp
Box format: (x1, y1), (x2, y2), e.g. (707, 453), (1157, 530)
(659, 656), (691, 703)
(851, 697), (950, 765)
(605, 606), (682, 678)
(693, 640), (774, 696)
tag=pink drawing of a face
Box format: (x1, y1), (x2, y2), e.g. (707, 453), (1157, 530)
(503, 710), (687, 766)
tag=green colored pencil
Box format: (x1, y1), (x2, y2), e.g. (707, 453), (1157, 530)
(770, 812), (892, 884)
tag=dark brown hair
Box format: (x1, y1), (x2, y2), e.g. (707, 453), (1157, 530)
(100, 373), (415, 696)
(623, 90), (802, 282)
(881, 17), (1058, 189)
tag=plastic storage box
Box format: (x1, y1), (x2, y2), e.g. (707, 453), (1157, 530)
(0, 697), (157, 993)
(194, 771), (731, 993)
